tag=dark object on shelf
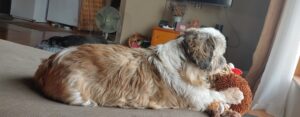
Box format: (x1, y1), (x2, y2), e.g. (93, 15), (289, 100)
(215, 24), (224, 32)
(179, 0), (232, 7)
(201, 0), (232, 7)
(0, 0), (11, 14)
(159, 20), (170, 28)
(42, 35), (107, 47)
(38, 35), (108, 53)
(111, 0), (121, 10)
(141, 40), (151, 48)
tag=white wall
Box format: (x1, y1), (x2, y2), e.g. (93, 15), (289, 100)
(117, 0), (167, 44)
(180, 0), (270, 70)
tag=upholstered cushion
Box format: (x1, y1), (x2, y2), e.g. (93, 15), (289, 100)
(0, 39), (207, 117)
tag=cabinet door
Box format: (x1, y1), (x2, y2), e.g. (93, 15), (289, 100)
(10, 0), (47, 22)
(151, 30), (179, 46)
(10, 0), (35, 20)
(47, 0), (80, 26)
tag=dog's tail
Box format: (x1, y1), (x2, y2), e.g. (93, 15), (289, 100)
(33, 53), (58, 88)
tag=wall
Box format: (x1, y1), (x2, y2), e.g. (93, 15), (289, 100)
(118, 0), (270, 71)
(221, 0), (270, 71)
(117, 0), (167, 44)
(183, 0), (270, 71)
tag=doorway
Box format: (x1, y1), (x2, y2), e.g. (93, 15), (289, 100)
(0, 0), (11, 14)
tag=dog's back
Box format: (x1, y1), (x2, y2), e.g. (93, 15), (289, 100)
(34, 44), (186, 108)
(34, 28), (244, 116)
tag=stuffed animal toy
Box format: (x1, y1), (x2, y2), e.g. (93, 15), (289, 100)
(128, 33), (150, 48)
(208, 63), (253, 116)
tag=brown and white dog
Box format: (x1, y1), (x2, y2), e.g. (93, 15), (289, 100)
(34, 28), (243, 115)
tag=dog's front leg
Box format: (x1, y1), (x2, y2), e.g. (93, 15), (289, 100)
(205, 101), (241, 117)
(189, 88), (243, 114)
(219, 87), (244, 105)
(205, 88), (243, 117)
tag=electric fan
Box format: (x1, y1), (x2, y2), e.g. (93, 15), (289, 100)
(95, 6), (121, 40)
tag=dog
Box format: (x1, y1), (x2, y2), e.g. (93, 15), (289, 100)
(34, 27), (243, 116)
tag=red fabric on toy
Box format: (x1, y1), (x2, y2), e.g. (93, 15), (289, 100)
(231, 68), (243, 75)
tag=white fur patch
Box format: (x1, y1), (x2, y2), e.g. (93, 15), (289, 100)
(67, 70), (84, 87)
(186, 27), (226, 55)
(221, 87), (244, 104)
(151, 34), (235, 111)
(68, 90), (83, 105)
(54, 47), (78, 63)
(67, 70), (85, 105)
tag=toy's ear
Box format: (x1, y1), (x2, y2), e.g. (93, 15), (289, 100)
(182, 29), (215, 71)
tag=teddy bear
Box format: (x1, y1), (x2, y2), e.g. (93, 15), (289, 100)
(206, 63), (253, 117)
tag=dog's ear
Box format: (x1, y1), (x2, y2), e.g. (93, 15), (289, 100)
(182, 29), (216, 70)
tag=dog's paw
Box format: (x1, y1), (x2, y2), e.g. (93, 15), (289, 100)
(205, 109), (220, 117)
(82, 99), (98, 107)
(221, 87), (244, 105)
(206, 101), (230, 117)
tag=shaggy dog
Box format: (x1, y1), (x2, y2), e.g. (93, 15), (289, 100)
(34, 28), (243, 115)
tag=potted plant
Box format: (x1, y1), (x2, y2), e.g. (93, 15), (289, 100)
(169, 2), (186, 23)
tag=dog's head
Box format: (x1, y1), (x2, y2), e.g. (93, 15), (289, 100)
(181, 27), (227, 74)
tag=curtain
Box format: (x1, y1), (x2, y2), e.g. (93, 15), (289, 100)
(246, 0), (285, 93)
(78, 0), (106, 31)
(251, 0), (300, 116)
(294, 59), (300, 76)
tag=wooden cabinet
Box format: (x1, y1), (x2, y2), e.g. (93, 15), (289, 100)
(151, 27), (180, 46)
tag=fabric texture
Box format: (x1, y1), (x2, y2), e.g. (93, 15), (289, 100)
(0, 39), (207, 117)
(246, 0), (285, 93)
(251, 0), (300, 116)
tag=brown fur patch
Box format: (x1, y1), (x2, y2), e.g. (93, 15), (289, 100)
(35, 44), (189, 108)
(211, 73), (252, 115)
(34, 27), (230, 114)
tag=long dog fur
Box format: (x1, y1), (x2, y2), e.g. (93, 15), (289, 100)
(34, 28), (243, 113)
